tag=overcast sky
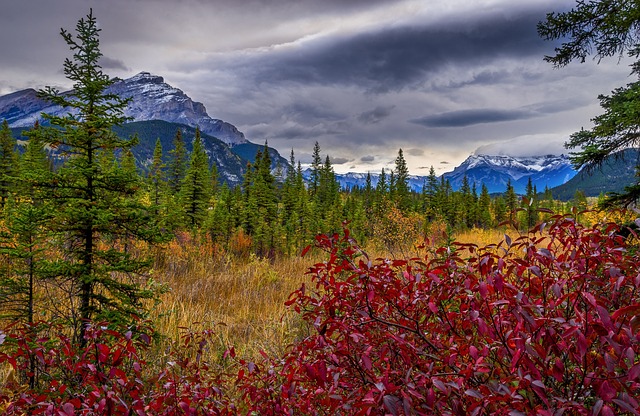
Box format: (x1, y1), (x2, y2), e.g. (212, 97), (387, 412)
(0, 0), (633, 174)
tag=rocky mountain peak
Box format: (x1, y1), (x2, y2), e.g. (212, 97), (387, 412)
(0, 71), (248, 146)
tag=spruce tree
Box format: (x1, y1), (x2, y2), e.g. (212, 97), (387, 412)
(478, 184), (493, 229)
(0, 120), (18, 209)
(310, 141), (322, 196)
(424, 166), (439, 221)
(180, 127), (212, 228)
(168, 128), (187, 194)
(393, 149), (411, 211)
(505, 179), (519, 226)
(148, 138), (165, 215)
(0, 130), (51, 326)
(34, 10), (163, 344)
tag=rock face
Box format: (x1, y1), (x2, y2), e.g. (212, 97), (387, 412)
(108, 72), (247, 146)
(0, 72), (248, 146)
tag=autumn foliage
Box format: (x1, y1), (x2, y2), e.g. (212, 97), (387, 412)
(2, 214), (640, 414)
(239, 214), (640, 415)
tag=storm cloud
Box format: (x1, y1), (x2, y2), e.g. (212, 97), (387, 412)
(412, 109), (536, 128)
(0, 0), (630, 174)
(227, 7), (554, 92)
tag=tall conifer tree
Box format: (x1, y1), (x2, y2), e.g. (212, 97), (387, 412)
(168, 129), (187, 194)
(181, 127), (212, 228)
(0, 120), (18, 209)
(34, 10), (163, 344)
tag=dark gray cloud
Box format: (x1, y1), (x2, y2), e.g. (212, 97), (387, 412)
(360, 155), (376, 162)
(100, 56), (129, 71)
(239, 6), (555, 92)
(411, 108), (535, 128)
(411, 96), (588, 128)
(358, 105), (394, 124)
(331, 157), (350, 165)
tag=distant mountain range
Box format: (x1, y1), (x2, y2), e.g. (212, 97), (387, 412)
(1, 71), (638, 196)
(442, 154), (577, 194)
(549, 149), (639, 200)
(333, 154), (578, 195)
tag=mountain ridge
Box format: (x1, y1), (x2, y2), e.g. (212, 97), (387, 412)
(0, 72), (248, 146)
(332, 154), (578, 194)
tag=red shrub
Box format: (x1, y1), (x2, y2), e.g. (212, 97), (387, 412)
(239, 215), (640, 415)
(0, 322), (235, 415)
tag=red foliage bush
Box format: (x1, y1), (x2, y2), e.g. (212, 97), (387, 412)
(2, 215), (639, 415)
(0, 322), (235, 415)
(239, 215), (640, 415)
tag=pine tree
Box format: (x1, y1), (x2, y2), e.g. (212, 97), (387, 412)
(374, 168), (388, 216)
(493, 195), (507, 225)
(148, 138), (165, 215)
(0, 120), (18, 209)
(34, 10), (163, 344)
(478, 184), (493, 229)
(524, 177), (539, 228)
(459, 175), (474, 229)
(120, 148), (139, 187)
(0, 128), (51, 327)
(180, 127), (212, 228)
(310, 141), (322, 196)
(393, 149), (411, 211)
(251, 144), (278, 256)
(168, 128), (187, 194)
(505, 179), (518, 226)
(424, 166), (439, 221)
(363, 172), (373, 214)
(210, 162), (219, 196)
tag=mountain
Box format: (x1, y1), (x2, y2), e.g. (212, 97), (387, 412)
(550, 149), (639, 200)
(330, 155), (577, 194)
(329, 171), (427, 193)
(0, 72), (247, 146)
(112, 120), (246, 184)
(442, 154), (577, 194)
(1, 72), (292, 185)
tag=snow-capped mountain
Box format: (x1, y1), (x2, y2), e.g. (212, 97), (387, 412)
(327, 154), (577, 194)
(0, 72), (247, 146)
(443, 154), (577, 194)
(330, 171), (426, 193)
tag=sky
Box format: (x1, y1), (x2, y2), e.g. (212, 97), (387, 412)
(0, 0), (634, 174)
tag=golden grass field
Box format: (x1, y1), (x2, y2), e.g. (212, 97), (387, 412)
(146, 225), (519, 365)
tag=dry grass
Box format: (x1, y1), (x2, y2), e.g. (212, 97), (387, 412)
(147, 234), (322, 363)
(146, 227), (517, 364)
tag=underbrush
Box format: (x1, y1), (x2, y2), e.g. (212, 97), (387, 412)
(1, 214), (639, 414)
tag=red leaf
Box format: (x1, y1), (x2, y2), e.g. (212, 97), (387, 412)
(61, 403), (75, 416)
(361, 354), (372, 371)
(611, 304), (640, 321)
(598, 380), (616, 401)
(383, 395), (401, 416)
(629, 364), (640, 381)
